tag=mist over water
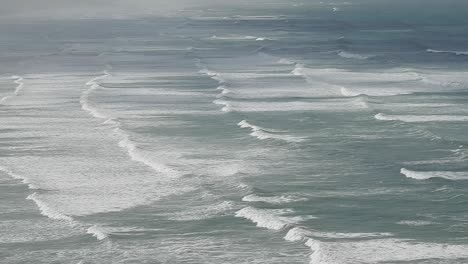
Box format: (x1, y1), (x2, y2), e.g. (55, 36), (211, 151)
(1, 1), (468, 263)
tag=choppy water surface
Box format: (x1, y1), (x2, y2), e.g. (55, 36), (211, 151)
(1, 1), (468, 263)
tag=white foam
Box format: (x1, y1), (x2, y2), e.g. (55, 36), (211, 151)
(0, 166), (38, 189)
(427, 49), (468, 56)
(375, 113), (468, 122)
(221, 99), (368, 112)
(0, 75), (24, 103)
(26, 193), (74, 221)
(401, 168), (468, 181)
(278, 58), (296, 65)
(305, 238), (468, 264)
(242, 194), (307, 204)
(114, 128), (179, 177)
(337, 51), (371, 60)
(80, 73), (110, 119)
(285, 227), (314, 242)
(86, 225), (109, 240)
(311, 232), (393, 239)
(167, 201), (234, 221)
(235, 207), (302, 230)
(212, 99), (231, 112)
(397, 220), (436, 226)
(12, 75), (24, 96)
(238, 120), (305, 142)
(209, 35), (258, 41)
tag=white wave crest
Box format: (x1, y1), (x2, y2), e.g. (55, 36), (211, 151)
(114, 128), (179, 177)
(238, 120), (305, 142)
(375, 113), (468, 122)
(401, 168), (468, 181)
(397, 220), (436, 226)
(242, 194), (307, 204)
(27, 193), (74, 221)
(212, 99), (232, 112)
(427, 49), (468, 56)
(0, 75), (24, 104)
(306, 238), (468, 264)
(0, 166), (38, 189)
(86, 225), (109, 240)
(80, 72), (110, 119)
(235, 207), (302, 230)
(337, 51), (371, 60)
(285, 227), (314, 242)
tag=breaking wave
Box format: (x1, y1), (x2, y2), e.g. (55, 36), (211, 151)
(27, 193), (74, 221)
(235, 207), (306, 230)
(238, 120), (305, 142)
(86, 225), (109, 240)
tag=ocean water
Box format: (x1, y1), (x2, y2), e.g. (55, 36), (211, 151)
(1, 1), (468, 263)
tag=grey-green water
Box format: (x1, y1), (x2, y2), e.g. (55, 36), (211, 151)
(1, 1), (468, 263)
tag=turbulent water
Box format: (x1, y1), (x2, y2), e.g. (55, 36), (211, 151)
(1, 1), (468, 263)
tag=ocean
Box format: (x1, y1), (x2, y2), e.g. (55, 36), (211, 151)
(1, 1), (468, 263)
